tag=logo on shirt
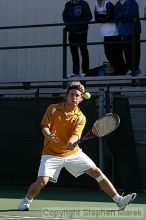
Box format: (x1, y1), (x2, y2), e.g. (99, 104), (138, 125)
(74, 6), (81, 16)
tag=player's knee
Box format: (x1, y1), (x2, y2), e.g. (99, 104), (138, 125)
(37, 177), (49, 188)
(85, 167), (106, 182)
(39, 182), (46, 188)
(96, 172), (106, 183)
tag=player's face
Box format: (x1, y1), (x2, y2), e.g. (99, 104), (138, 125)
(66, 89), (83, 107)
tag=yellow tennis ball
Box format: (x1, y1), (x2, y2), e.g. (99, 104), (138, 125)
(83, 92), (91, 99)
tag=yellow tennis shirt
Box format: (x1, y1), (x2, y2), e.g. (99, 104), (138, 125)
(41, 102), (86, 157)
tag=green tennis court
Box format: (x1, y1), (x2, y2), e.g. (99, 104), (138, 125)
(0, 187), (145, 220)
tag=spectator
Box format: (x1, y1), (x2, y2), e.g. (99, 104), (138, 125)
(144, 3), (146, 19)
(94, 0), (128, 75)
(115, 0), (141, 76)
(62, 0), (92, 77)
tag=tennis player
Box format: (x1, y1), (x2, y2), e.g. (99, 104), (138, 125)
(18, 81), (136, 211)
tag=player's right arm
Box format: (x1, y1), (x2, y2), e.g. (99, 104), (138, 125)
(42, 126), (59, 142)
(41, 105), (59, 143)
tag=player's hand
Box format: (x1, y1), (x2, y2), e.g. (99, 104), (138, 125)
(48, 133), (59, 143)
(66, 142), (75, 150)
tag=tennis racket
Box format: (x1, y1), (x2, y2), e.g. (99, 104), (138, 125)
(73, 113), (120, 146)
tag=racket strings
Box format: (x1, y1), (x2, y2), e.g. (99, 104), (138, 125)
(93, 115), (119, 137)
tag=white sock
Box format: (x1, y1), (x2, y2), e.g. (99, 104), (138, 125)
(112, 194), (121, 203)
(25, 197), (33, 203)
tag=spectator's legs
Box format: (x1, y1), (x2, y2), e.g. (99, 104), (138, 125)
(123, 34), (141, 72)
(104, 36), (128, 75)
(79, 32), (89, 74)
(68, 33), (80, 75)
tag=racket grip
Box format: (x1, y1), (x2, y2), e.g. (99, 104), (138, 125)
(73, 139), (81, 146)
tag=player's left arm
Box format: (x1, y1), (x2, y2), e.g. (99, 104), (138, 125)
(66, 134), (79, 150)
(66, 115), (86, 150)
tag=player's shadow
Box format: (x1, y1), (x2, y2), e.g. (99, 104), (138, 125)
(0, 209), (18, 211)
(0, 209), (41, 212)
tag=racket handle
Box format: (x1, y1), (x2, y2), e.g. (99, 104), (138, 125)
(66, 139), (81, 150)
(73, 139), (81, 146)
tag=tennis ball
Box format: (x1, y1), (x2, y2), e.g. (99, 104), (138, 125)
(83, 92), (91, 99)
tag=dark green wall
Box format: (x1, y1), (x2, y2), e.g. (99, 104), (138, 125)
(0, 97), (99, 189)
(0, 96), (142, 191)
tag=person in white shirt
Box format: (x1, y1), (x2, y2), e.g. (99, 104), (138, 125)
(94, 0), (128, 75)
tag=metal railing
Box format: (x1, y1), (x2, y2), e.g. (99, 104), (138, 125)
(0, 17), (146, 81)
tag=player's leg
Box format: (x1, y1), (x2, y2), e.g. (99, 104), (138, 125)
(85, 167), (118, 197)
(65, 150), (136, 210)
(18, 155), (64, 211)
(65, 150), (116, 195)
(26, 176), (49, 200)
(85, 166), (137, 210)
(18, 176), (49, 211)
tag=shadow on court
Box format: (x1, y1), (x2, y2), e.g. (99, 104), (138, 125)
(0, 186), (146, 204)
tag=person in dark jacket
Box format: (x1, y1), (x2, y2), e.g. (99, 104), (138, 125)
(62, 0), (92, 77)
(115, 0), (141, 76)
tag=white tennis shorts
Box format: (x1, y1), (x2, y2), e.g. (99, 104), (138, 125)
(38, 149), (96, 183)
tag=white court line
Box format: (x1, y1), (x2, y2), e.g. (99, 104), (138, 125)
(0, 216), (40, 219)
(0, 216), (84, 220)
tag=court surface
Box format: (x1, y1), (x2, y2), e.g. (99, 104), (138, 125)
(0, 187), (145, 220)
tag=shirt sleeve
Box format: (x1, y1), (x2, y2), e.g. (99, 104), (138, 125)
(41, 105), (53, 127)
(62, 3), (68, 23)
(82, 2), (92, 22)
(72, 114), (86, 138)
